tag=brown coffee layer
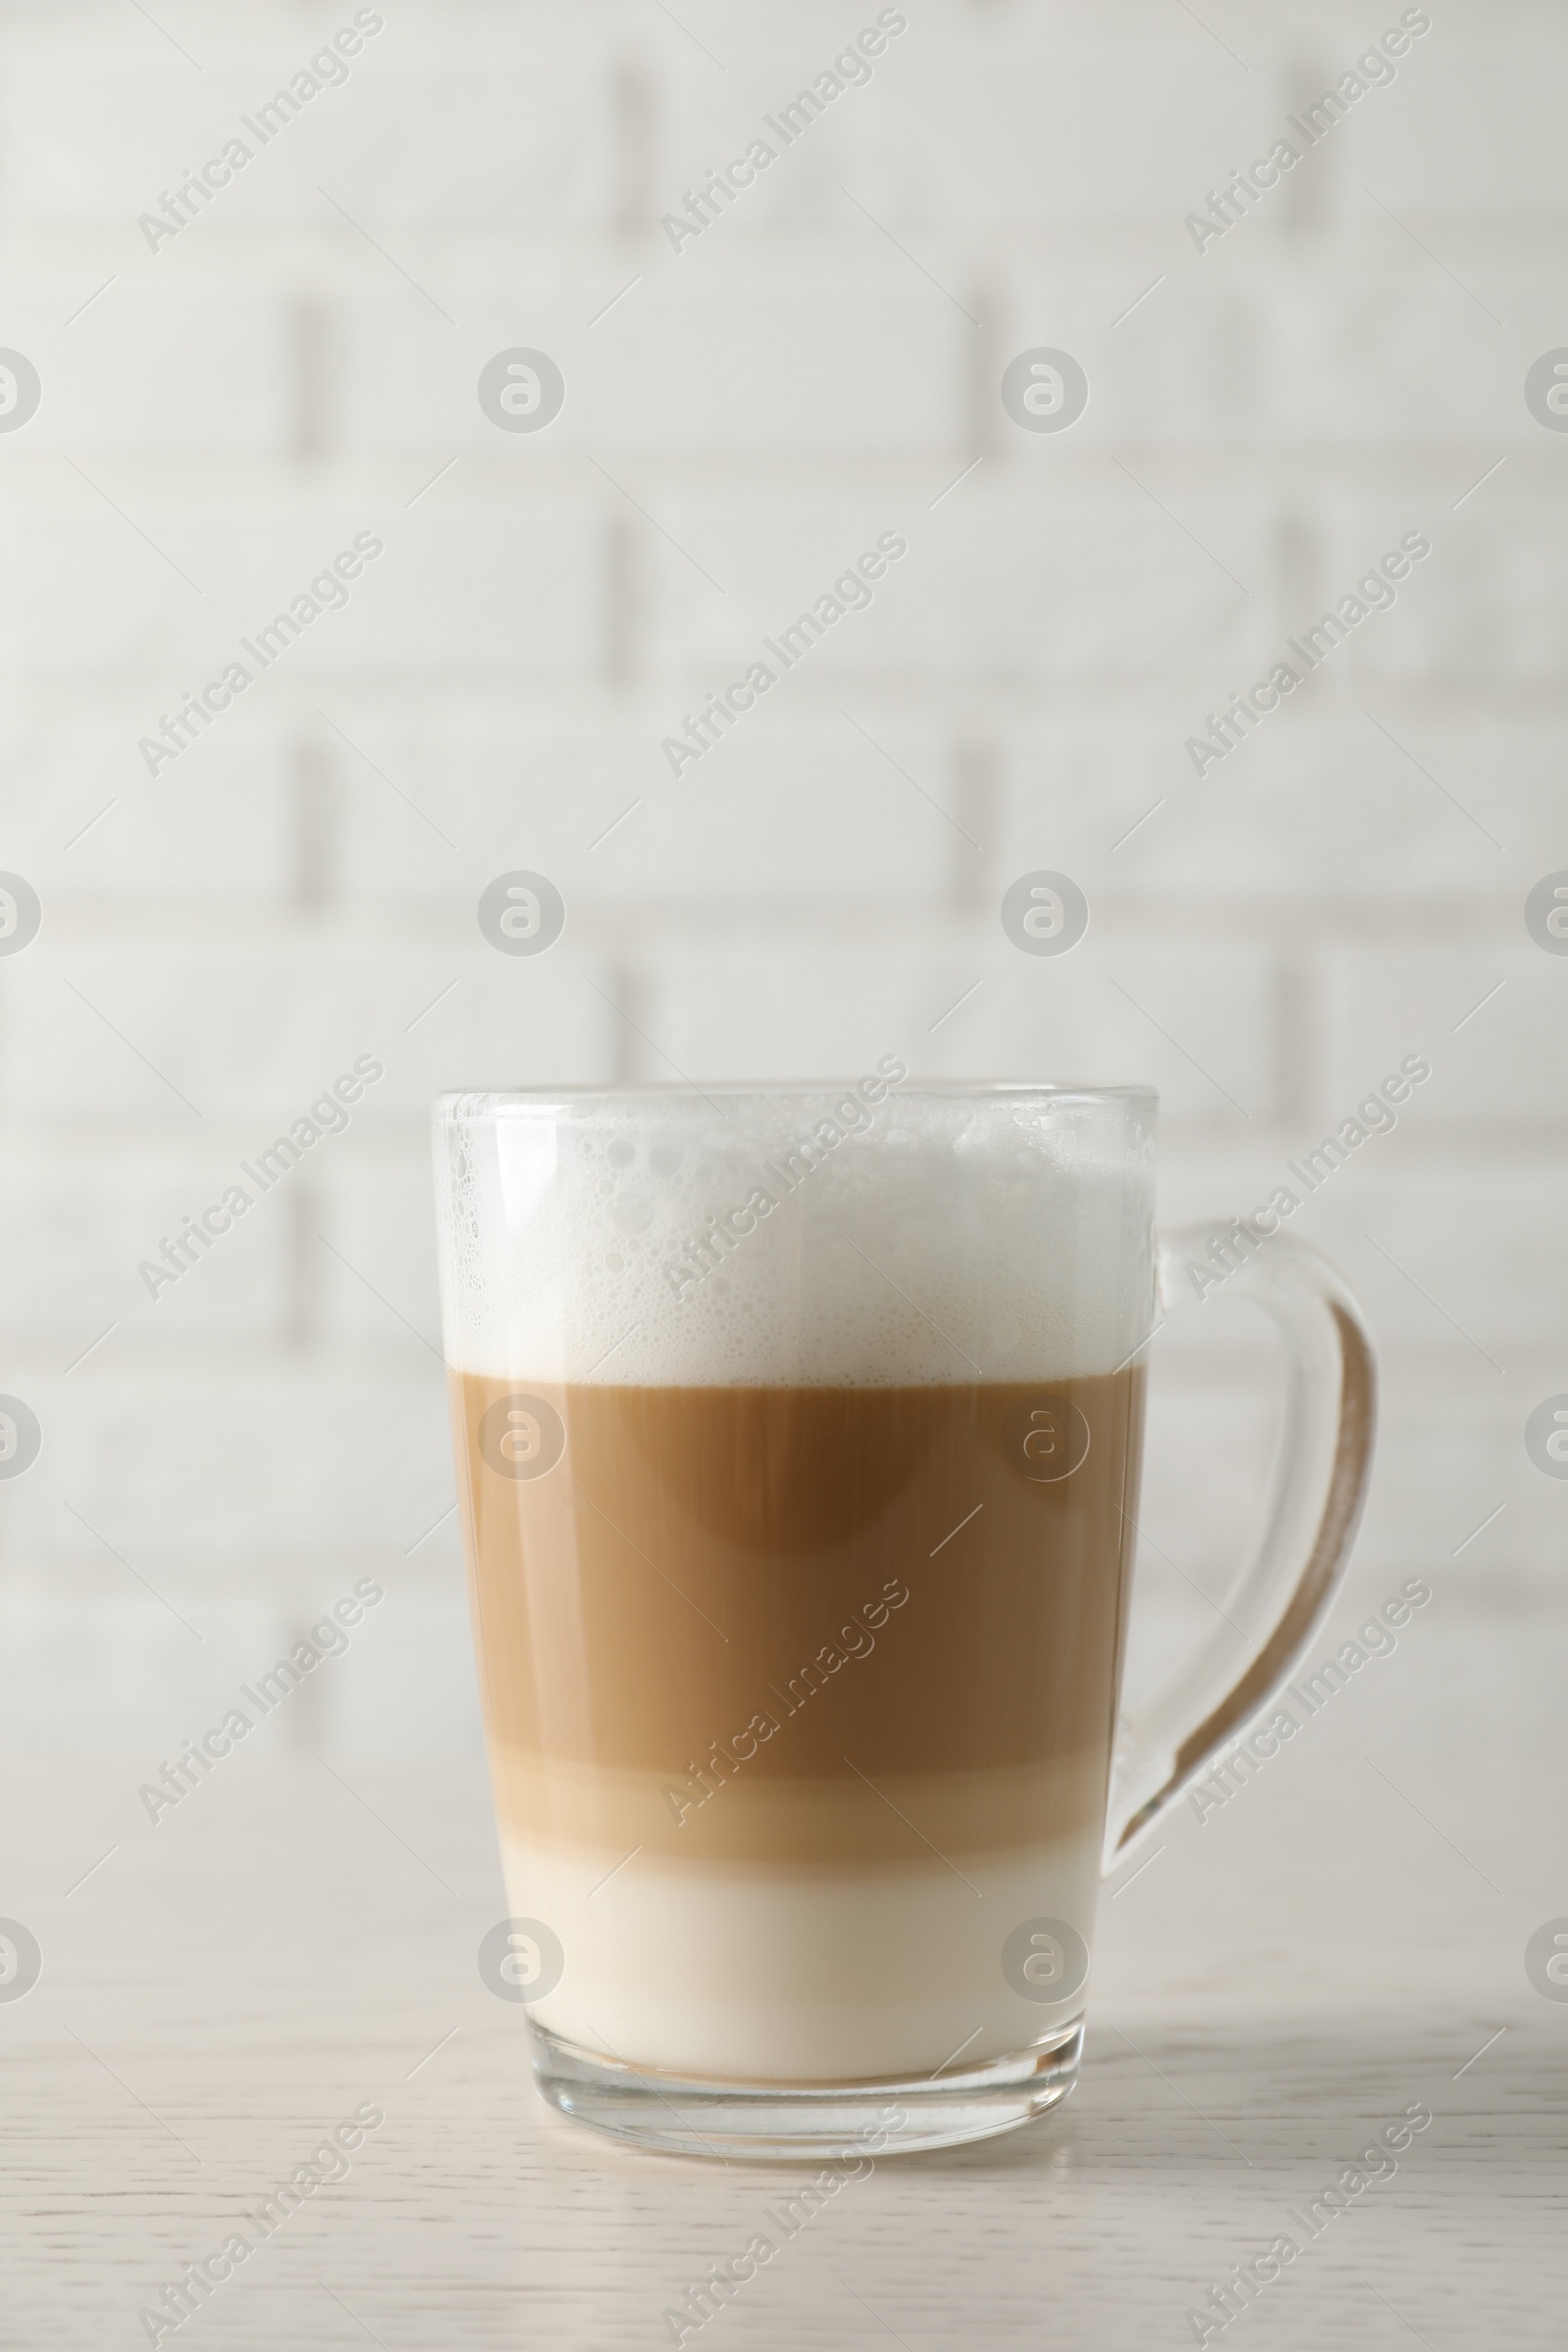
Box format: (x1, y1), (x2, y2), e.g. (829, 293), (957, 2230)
(485, 1750), (1109, 1866)
(454, 1374), (1144, 1833)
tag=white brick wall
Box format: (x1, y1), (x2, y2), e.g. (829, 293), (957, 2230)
(1, 0), (1564, 1755)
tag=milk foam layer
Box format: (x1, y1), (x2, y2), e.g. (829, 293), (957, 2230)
(504, 1831), (1100, 2080)
(435, 1085), (1154, 1388)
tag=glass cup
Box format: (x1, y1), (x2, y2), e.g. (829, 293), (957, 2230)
(433, 1077), (1375, 2158)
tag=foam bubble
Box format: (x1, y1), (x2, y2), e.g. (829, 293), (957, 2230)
(434, 1085), (1154, 1386)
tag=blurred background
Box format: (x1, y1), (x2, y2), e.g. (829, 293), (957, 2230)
(1, 0), (1563, 1785)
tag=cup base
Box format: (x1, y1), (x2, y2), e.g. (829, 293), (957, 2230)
(528, 2019), (1084, 2159)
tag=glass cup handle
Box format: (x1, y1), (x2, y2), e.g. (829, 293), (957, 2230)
(1104, 1225), (1378, 1866)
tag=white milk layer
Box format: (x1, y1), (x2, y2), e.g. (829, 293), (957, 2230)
(502, 1831), (1101, 2082)
(436, 1083), (1153, 1387)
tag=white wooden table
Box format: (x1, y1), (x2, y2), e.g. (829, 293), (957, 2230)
(3, 1717), (1562, 2349)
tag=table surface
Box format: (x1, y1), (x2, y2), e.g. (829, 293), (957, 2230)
(3, 1702), (1563, 2351)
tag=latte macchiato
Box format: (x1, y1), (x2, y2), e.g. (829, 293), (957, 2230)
(441, 1084), (1152, 2082)
(436, 1078), (1380, 2155)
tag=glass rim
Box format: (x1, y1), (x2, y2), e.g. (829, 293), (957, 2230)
(434, 1080), (1159, 1115)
